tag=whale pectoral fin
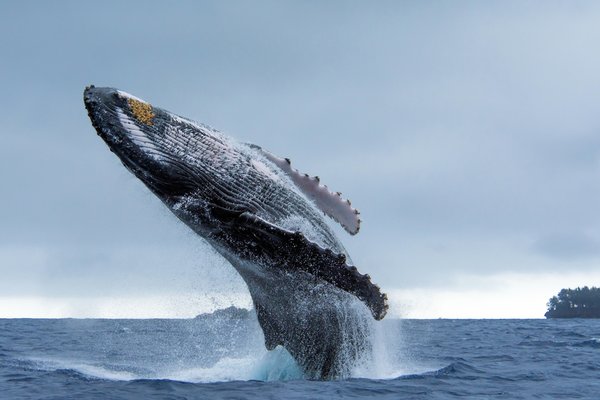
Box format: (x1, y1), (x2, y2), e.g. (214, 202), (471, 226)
(247, 145), (361, 235)
(235, 212), (387, 320)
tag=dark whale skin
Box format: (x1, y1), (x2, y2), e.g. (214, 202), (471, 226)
(83, 86), (387, 379)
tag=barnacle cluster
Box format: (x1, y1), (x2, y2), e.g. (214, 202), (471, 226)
(128, 98), (155, 125)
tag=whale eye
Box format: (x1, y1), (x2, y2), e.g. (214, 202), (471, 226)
(127, 98), (155, 126)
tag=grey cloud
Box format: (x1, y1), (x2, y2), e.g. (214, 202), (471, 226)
(2, 1), (600, 297)
(533, 232), (600, 261)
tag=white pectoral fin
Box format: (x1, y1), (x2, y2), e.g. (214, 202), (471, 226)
(253, 146), (361, 235)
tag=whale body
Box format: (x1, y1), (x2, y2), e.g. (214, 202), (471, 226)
(83, 86), (387, 379)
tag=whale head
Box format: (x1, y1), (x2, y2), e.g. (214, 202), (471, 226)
(84, 86), (230, 203)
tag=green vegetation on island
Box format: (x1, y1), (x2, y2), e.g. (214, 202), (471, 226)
(545, 286), (600, 318)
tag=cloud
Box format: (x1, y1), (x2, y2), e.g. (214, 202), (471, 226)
(389, 270), (600, 319)
(0, 242), (247, 298)
(533, 232), (600, 260)
(2, 2), (600, 316)
(0, 293), (253, 319)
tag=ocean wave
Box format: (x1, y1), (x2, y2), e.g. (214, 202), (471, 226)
(13, 348), (304, 384)
(165, 348), (303, 383)
(22, 358), (139, 381)
(432, 361), (485, 376)
(572, 338), (600, 349)
(10, 351), (436, 385)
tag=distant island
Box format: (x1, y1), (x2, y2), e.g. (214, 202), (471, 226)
(194, 306), (252, 320)
(545, 286), (600, 318)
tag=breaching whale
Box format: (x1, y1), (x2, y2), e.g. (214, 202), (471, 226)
(83, 86), (388, 379)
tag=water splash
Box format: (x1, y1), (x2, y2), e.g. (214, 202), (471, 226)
(7, 307), (430, 383)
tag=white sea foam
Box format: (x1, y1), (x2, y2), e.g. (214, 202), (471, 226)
(23, 348), (304, 383)
(350, 320), (442, 379)
(166, 357), (259, 382)
(166, 347), (302, 383)
(17, 307), (432, 383)
(26, 357), (138, 381)
(21, 330), (434, 384)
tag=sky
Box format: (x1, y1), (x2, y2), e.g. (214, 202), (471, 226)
(1, 1), (600, 318)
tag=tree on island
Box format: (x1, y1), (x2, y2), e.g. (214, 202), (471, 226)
(545, 286), (600, 318)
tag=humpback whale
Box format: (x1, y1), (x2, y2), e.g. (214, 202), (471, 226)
(83, 86), (388, 379)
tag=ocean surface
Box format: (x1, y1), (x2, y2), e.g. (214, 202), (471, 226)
(1, 315), (599, 399)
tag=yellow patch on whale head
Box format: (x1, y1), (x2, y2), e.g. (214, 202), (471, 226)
(127, 98), (155, 125)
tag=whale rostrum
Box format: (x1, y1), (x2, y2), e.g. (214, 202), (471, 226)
(83, 86), (388, 379)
